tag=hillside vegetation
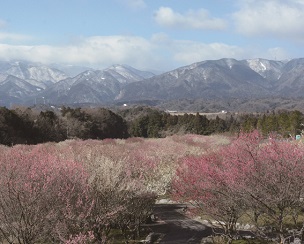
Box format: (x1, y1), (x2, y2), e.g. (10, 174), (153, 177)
(0, 134), (229, 243)
(0, 132), (303, 243)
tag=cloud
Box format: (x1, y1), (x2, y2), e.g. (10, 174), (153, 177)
(0, 20), (7, 29)
(0, 34), (291, 71)
(265, 47), (290, 60)
(151, 37), (247, 65)
(152, 33), (291, 66)
(0, 36), (160, 70)
(171, 42), (245, 64)
(0, 32), (32, 42)
(154, 7), (227, 30)
(233, 0), (304, 40)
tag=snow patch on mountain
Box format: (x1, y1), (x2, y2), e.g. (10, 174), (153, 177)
(104, 64), (155, 83)
(168, 70), (179, 79)
(244, 58), (285, 81)
(246, 59), (269, 74)
(0, 61), (68, 89)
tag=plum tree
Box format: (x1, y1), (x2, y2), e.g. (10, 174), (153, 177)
(0, 144), (93, 243)
(173, 131), (304, 243)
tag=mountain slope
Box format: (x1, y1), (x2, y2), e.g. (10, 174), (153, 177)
(35, 64), (154, 104)
(274, 58), (304, 96)
(118, 58), (273, 101)
(0, 60), (68, 89)
(1, 58), (304, 107)
(0, 75), (41, 99)
(242, 58), (285, 83)
(105, 64), (155, 83)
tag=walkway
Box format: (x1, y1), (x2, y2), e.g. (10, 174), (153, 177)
(148, 204), (212, 244)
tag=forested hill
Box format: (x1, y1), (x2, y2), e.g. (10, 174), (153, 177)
(0, 106), (128, 145)
(0, 106), (303, 145)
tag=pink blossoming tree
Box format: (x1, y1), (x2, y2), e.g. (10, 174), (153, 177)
(173, 131), (304, 243)
(0, 144), (94, 243)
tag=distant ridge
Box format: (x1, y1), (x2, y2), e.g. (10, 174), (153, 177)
(1, 58), (304, 107)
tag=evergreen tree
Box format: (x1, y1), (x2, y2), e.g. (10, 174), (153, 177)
(35, 110), (65, 142)
(208, 116), (226, 134)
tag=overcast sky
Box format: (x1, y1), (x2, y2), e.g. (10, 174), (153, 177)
(0, 0), (303, 71)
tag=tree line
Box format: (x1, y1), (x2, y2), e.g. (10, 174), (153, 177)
(1, 106), (304, 145)
(0, 106), (128, 145)
(126, 108), (304, 138)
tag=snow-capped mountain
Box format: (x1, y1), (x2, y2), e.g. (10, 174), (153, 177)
(118, 58), (273, 101)
(0, 75), (43, 106)
(0, 60), (68, 89)
(32, 64), (156, 104)
(49, 63), (93, 77)
(117, 58), (304, 102)
(38, 70), (121, 104)
(1, 58), (304, 107)
(104, 64), (154, 83)
(242, 58), (286, 82)
(0, 75), (41, 98)
(274, 58), (304, 96)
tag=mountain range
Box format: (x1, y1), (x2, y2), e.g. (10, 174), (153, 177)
(1, 58), (304, 108)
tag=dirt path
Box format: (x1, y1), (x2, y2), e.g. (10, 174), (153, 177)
(148, 204), (212, 244)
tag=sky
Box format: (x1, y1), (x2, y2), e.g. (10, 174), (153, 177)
(0, 0), (304, 72)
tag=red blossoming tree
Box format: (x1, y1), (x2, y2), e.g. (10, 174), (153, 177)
(173, 131), (304, 243)
(0, 144), (94, 243)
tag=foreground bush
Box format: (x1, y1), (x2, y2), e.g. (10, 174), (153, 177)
(0, 134), (230, 243)
(173, 131), (304, 243)
(0, 145), (93, 243)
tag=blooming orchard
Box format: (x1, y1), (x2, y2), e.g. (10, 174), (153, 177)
(0, 134), (223, 243)
(173, 131), (304, 243)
